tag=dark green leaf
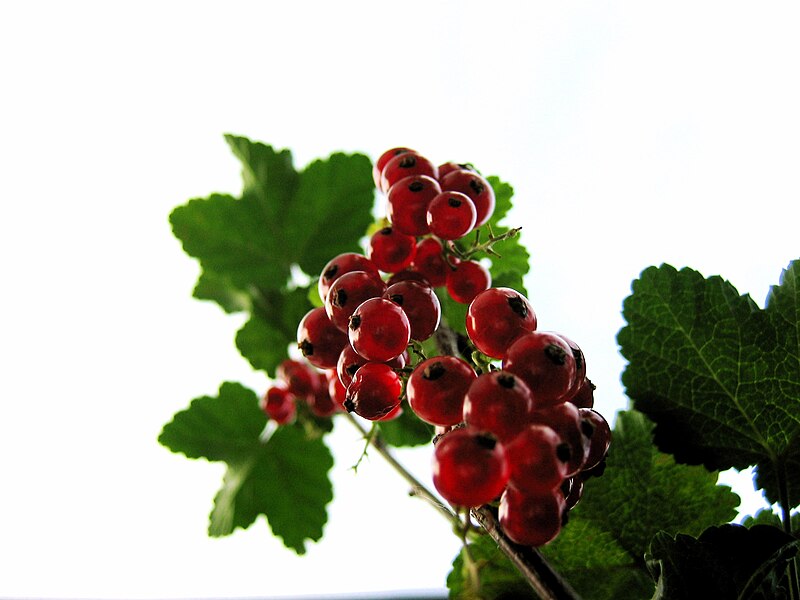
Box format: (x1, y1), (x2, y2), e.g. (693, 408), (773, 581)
(646, 525), (798, 600)
(742, 508), (800, 533)
(540, 410), (740, 600)
(377, 402), (434, 447)
(447, 535), (535, 600)
(193, 270), (252, 313)
(617, 261), (800, 505)
(482, 176), (528, 297)
(209, 424), (334, 554)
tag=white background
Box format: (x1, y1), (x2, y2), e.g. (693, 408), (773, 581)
(1, 2), (799, 598)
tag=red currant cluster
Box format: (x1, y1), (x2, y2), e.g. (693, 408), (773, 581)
(417, 286), (611, 546)
(262, 146), (611, 549)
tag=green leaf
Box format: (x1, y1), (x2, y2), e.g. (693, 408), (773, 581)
(617, 260), (800, 505)
(646, 525), (799, 600)
(482, 176), (529, 296)
(193, 271), (252, 313)
(377, 402), (434, 447)
(540, 410), (740, 600)
(158, 382), (334, 554)
(742, 508), (800, 533)
(447, 535), (535, 600)
(209, 425), (334, 553)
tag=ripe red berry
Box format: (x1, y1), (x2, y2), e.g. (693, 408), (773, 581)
(383, 280), (441, 341)
(503, 331), (577, 407)
(407, 356), (476, 426)
(297, 307), (349, 369)
(505, 423), (571, 494)
(336, 344), (407, 388)
(373, 147), (414, 189)
(531, 402), (588, 477)
(386, 175), (441, 236)
(344, 362), (402, 420)
(308, 371), (339, 417)
(432, 428), (509, 508)
(556, 333), (587, 401)
(326, 369), (347, 411)
(324, 270), (386, 331)
(466, 287), (538, 359)
(446, 259), (491, 304)
(380, 152), (438, 193)
(260, 386), (297, 425)
(568, 377), (595, 409)
(437, 161), (476, 181)
(318, 253), (380, 303)
(276, 359), (318, 397)
(462, 371), (534, 442)
(367, 226), (417, 273)
(426, 191), (477, 240)
(499, 486), (565, 547)
(439, 169), (495, 228)
(348, 297), (411, 362)
(412, 237), (449, 287)
(578, 408), (611, 471)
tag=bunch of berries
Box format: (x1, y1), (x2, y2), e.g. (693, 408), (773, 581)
(264, 146), (611, 549)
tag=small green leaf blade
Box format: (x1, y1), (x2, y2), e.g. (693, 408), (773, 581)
(540, 410), (740, 600)
(482, 176), (529, 296)
(193, 271), (252, 313)
(158, 382), (265, 462)
(209, 424), (334, 554)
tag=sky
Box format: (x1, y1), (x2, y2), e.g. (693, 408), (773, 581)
(1, 1), (799, 598)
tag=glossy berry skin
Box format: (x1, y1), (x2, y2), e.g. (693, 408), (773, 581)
(260, 386), (297, 425)
(432, 428), (509, 508)
(386, 175), (441, 236)
(426, 191), (477, 240)
(556, 333), (587, 401)
(531, 402), (587, 477)
(343, 362), (402, 420)
(348, 297), (411, 362)
(503, 331), (577, 407)
(367, 227), (417, 273)
(439, 169), (495, 228)
(499, 486), (565, 547)
(318, 253), (380, 303)
(324, 270), (387, 331)
(326, 369), (347, 411)
(380, 152), (439, 193)
(308, 371), (339, 417)
(569, 377), (595, 409)
(446, 260), (491, 304)
(407, 356), (476, 426)
(505, 423), (571, 494)
(578, 408), (611, 471)
(466, 287), (538, 359)
(383, 280), (441, 341)
(276, 359), (318, 398)
(437, 161), (476, 181)
(373, 147), (414, 189)
(412, 237), (449, 287)
(297, 307), (349, 369)
(462, 371), (534, 442)
(336, 344), (407, 388)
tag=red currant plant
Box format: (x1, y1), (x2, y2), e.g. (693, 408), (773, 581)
(160, 135), (800, 599)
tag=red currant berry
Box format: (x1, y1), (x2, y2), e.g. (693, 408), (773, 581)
(297, 307), (349, 369)
(412, 237), (449, 287)
(407, 356), (476, 426)
(367, 226), (417, 273)
(386, 175), (441, 236)
(578, 408), (611, 471)
(276, 359), (318, 398)
(380, 152), (438, 193)
(348, 297), (411, 362)
(439, 169), (495, 228)
(336, 344), (406, 388)
(260, 386), (297, 425)
(326, 369), (347, 411)
(373, 147), (414, 189)
(555, 333), (586, 401)
(530, 402), (587, 477)
(503, 331), (577, 407)
(308, 370), (339, 417)
(446, 259), (491, 304)
(499, 486), (565, 547)
(462, 371), (534, 442)
(505, 423), (571, 494)
(383, 280), (441, 341)
(426, 191), (477, 240)
(568, 377), (595, 409)
(432, 428), (509, 508)
(343, 362), (402, 420)
(437, 161), (476, 181)
(466, 287), (538, 359)
(324, 270), (387, 332)
(386, 268), (430, 287)
(318, 253), (380, 303)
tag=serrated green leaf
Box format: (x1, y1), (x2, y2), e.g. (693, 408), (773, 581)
(539, 410), (739, 600)
(742, 508), (800, 533)
(158, 382), (265, 462)
(159, 382), (333, 554)
(377, 402), (434, 447)
(447, 535), (535, 600)
(287, 153), (376, 277)
(617, 261), (800, 506)
(646, 525), (799, 600)
(193, 270), (252, 313)
(209, 424), (334, 554)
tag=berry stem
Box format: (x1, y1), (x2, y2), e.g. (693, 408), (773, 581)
(448, 225), (522, 261)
